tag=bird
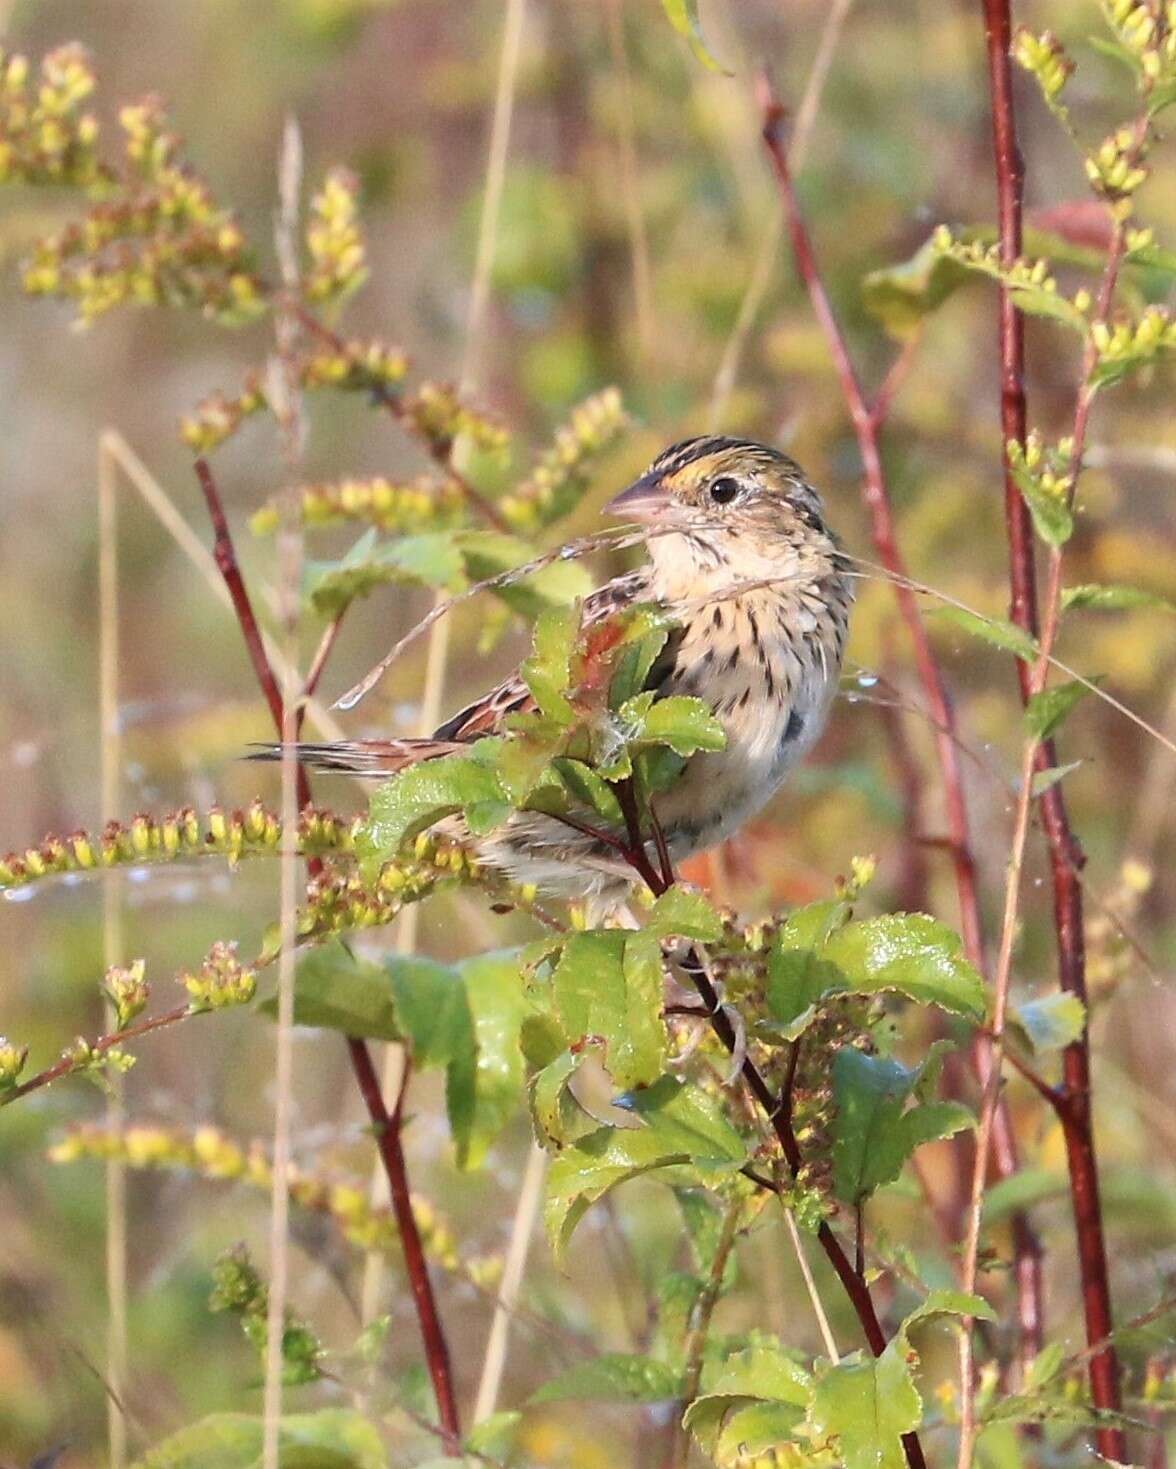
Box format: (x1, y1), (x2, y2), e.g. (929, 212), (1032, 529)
(259, 436), (853, 905)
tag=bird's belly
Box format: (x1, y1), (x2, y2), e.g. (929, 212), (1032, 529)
(657, 677), (831, 858)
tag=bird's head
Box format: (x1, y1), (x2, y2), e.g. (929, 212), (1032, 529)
(605, 435), (837, 596)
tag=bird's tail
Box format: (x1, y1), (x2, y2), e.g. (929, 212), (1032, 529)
(246, 738), (464, 778)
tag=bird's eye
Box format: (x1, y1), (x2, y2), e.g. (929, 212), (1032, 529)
(709, 476), (740, 505)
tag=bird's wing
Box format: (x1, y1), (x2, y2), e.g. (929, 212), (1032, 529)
(432, 569), (656, 741)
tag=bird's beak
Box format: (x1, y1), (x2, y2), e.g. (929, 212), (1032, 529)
(604, 472), (671, 524)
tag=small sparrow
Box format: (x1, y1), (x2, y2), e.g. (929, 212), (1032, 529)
(266, 436), (852, 902)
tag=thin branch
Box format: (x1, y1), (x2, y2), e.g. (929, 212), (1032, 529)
(755, 67), (1045, 1373)
(974, 2), (1137, 1452)
(472, 1140), (548, 1426)
(1, 1002), (196, 1106)
(667, 1200), (742, 1469)
(348, 1044), (461, 1451)
(195, 457), (461, 1448)
(97, 430), (129, 1469)
(781, 1202), (840, 1363)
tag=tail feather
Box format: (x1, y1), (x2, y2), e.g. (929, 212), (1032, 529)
(246, 739), (463, 778)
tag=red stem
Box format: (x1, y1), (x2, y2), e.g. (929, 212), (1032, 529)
(977, 1), (1123, 1449)
(756, 72), (1044, 1366)
(2, 1003), (194, 1106)
(195, 459), (462, 1448)
(347, 1041), (461, 1451)
(621, 833), (926, 1469)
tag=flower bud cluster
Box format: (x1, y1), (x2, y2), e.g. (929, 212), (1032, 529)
(1007, 432), (1075, 502)
(405, 381), (510, 457)
(301, 336), (409, 393)
(209, 1245), (323, 1384)
(0, 802), (359, 892)
(249, 475), (466, 536)
(1102, 0), (1176, 81)
(14, 87), (264, 325)
(1013, 28), (1074, 104)
(0, 45), (107, 189)
(499, 387), (627, 532)
(180, 941), (256, 1011)
(179, 372), (267, 453)
(1085, 126), (1149, 207)
(304, 166), (367, 305)
(51, 1121), (500, 1285)
(102, 959), (150, 1030)
(0, 1037), (29, 1089)
(1090, 304), (1176, 380)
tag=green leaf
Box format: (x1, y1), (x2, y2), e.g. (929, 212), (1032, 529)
(1061, 582), (1175, 613)
(544, 1078), (745, 1257)
(764, 900), (852, 1035)
(822, 914), (988, 1021)
(621, 693), (727, 756)
(644, 885), (724, 942)
(458, 529), (591, 619)
(260, 940), (400, 1041)
(464, 1411), (522, 1460)
(608, 609), (674, 707)
(553, 931), (666, 1089)
(615, 1074), (748, 1167)
(1009, 992), (1086, 1054)
(521, 604), (580, 723)
(932, 606), (1038, 662)
(356, 742), (507, 874)
(832, 1048), (974, 1204)
(861, 237), (971, 337)
(809, 1343), (922, 1469)
(1029, 760), (1083, 798)
(133, 1410), (386, 1469)
(530, 1047), (591, 1146)
(1024, 678), (1097, 739)
(660, 0), (729, 72)
(904, 1288), (995, 1327)
(530, 1353), (681, 1404)
(685, 1344), (811, 1460)
(305, 531), (465, 616)
(459, 950), (529, 1168)
(1007, 462), (1073, 548)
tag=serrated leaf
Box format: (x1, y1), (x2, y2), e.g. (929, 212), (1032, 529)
(809, 1342), (922, 1469)
(356, 742), (507, 874)
(544, 1124), (691, 1259)
(1009, 992), (1086, 1054)
(458, 530), (592, 619)
(522, 604), (580, 724)
(544, 1077), (745, 1257)
(553, 931), (666, 1089)
(132, 1410), (387, 1469)
(305, 531), (466, 616)
(1061, 582), (1175, 613)
(261, 939), (400, 1041)
(622, 693), (727, 756)
(607, 606), (676, 708)
(686, 1344), (812, 1459)
(644, 886), (724, 942)
(1029, 760), (1083, 798)
(1025, 678), (1098, 739)
(660, 0), (729, 72)
(822, 913), (988, 1021)
(529, 1353), (682, 1404)
(932, 606), (1038, 661)
(904, 1288), (996, 1326)
(765, 903), (851, 1034)
(614, 1075), (747, 1167)
(530, 1047), (590, 1146)
(831, 1049), (974, 1204)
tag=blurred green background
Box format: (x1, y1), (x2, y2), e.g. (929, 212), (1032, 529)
(0, 0), (1172, 1464)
